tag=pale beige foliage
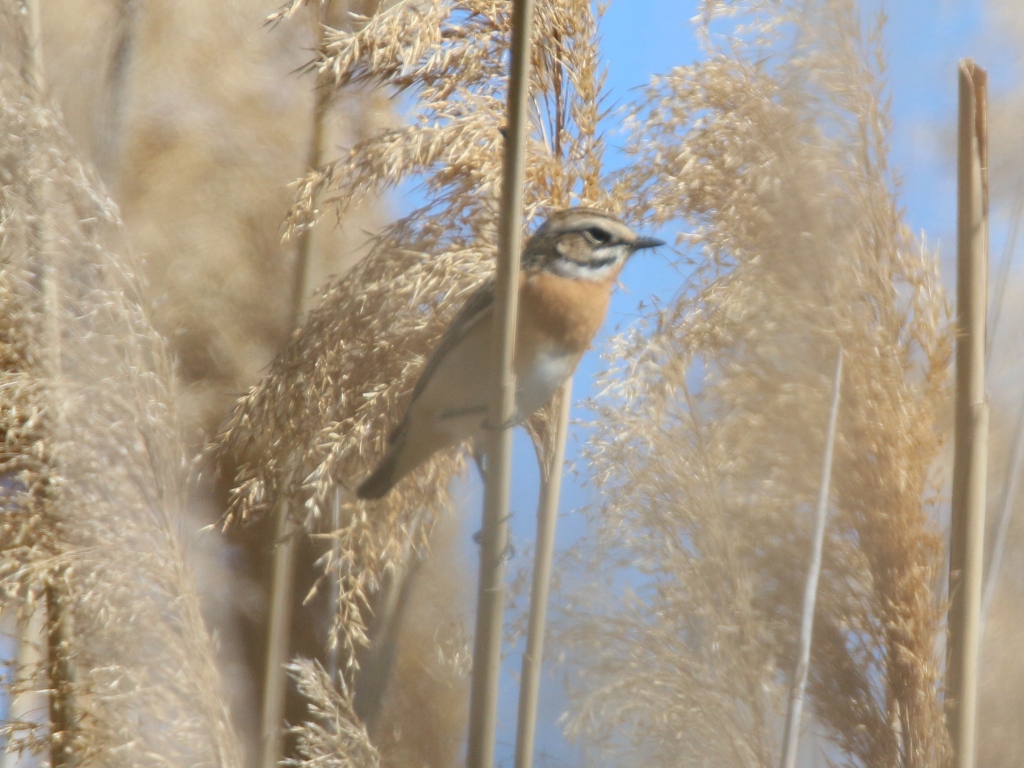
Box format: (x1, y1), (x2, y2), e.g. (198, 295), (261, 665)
(33, 0), (389, 440)
(25, 0), (397, 754)
(0, 72), (241, 768)
(562, 2), (951, 767)
(286, 660), (381, 768)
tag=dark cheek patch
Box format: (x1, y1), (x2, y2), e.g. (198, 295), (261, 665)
(555, 233), (590, 261)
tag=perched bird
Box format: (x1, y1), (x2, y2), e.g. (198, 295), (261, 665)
(356, 208), (664, 499)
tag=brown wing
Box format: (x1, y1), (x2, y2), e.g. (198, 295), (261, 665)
(388, 277), (496, 443)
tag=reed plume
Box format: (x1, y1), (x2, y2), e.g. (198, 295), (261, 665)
(286, 660), (380, 768)
(0, 71), (241, 767)
(561, 2), (951, 767)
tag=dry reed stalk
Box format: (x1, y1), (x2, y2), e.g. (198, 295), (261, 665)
(948, 59), (989, 768)
(962, 5), (1024, 764)
(982, 392), (1024, 623)
(261, 6), (339, 765)
(0, 70), (242, 768)
(8, 10), (78, 765)
(95, 0), (137, 180)
(561, 2), (951, 767)
(466, 0), (536, 764)
(513, 379), (572, 768)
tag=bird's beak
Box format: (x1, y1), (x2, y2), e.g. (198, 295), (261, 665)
(632, 235), (666, 251)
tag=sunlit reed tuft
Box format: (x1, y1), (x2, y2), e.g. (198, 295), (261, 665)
(560, 2), (951, 767)
(0, 71), (241, 768)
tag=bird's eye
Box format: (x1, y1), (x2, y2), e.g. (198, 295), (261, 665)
(583, 227), (611, 245)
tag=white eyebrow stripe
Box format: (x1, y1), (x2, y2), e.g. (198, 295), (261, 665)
(550, 246), (628, 281)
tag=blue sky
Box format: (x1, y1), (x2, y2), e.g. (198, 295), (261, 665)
(463, 2), (1022, 767)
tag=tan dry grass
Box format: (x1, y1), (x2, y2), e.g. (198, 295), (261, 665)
(560, 2), (951, 767)
(0, 69), (241, 768)
(286, 660), (381, 768)
(25, 1), (395, 756)
(34, 0), (389, 441)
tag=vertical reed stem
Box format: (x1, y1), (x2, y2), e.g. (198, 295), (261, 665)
(18, 0), (44, 93)
(260, 8), (334, 766)
(513, 379), (571, 768)
(352, 509), (425, 733)
(261, 483), (298, 768)
(45, 582), (75, 768)
(779, 348), (842, 768)
(96, 0), (138, 181)
(326, 489), (342, 690)
(981, 390), (1024, 625)
(947, 59), (989, 768)
(466, 1), (535, 766)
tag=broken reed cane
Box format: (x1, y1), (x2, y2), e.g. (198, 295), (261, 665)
(779, 348), (843, 768)
(260, 9), (335, 767)
(947, 59), (988, 768)
(466, 0), (536, 766)
(513, 379), (572, 768)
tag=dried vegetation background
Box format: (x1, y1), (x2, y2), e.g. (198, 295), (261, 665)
(3, 0), (1024, 766)
(0, 70), (240, 766)
(559, 3), (953, 767)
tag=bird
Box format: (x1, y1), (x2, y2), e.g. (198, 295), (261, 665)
(356, 207), (665, 500)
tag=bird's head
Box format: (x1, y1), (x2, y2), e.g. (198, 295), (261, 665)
(522, 208), (665, 281)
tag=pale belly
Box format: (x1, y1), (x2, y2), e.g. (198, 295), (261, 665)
(513, 346), (578, 420)
(411, 333), (578, 446)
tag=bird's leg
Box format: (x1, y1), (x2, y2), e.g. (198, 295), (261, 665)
(469, 443), (514, 559)
(471, 440), (487, 483)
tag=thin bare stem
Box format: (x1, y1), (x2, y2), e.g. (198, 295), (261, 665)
(261, 476), (299, 768)
(261, 8), (336, 766)
(327, 489), (343, 690)
(96, 0), (139, 181)
(14, 9), (79, 764)
(467, 1), (536, 766)
(352, 508), (426, 733)
(982, 390), (1024, 626)
(17, 0), (44, 94)
(45, 583), (75, 768)
(779, 348), (843, 768)
(987, 177), (1023, 359)
(514, 379), (571, 768)
(948, 59), (989, 768)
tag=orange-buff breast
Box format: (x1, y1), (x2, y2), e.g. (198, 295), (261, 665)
(517, 269), (617, 356)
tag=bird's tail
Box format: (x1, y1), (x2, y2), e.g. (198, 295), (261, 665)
(357, 419), (450, 500)
(356, 446), (402, 500)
